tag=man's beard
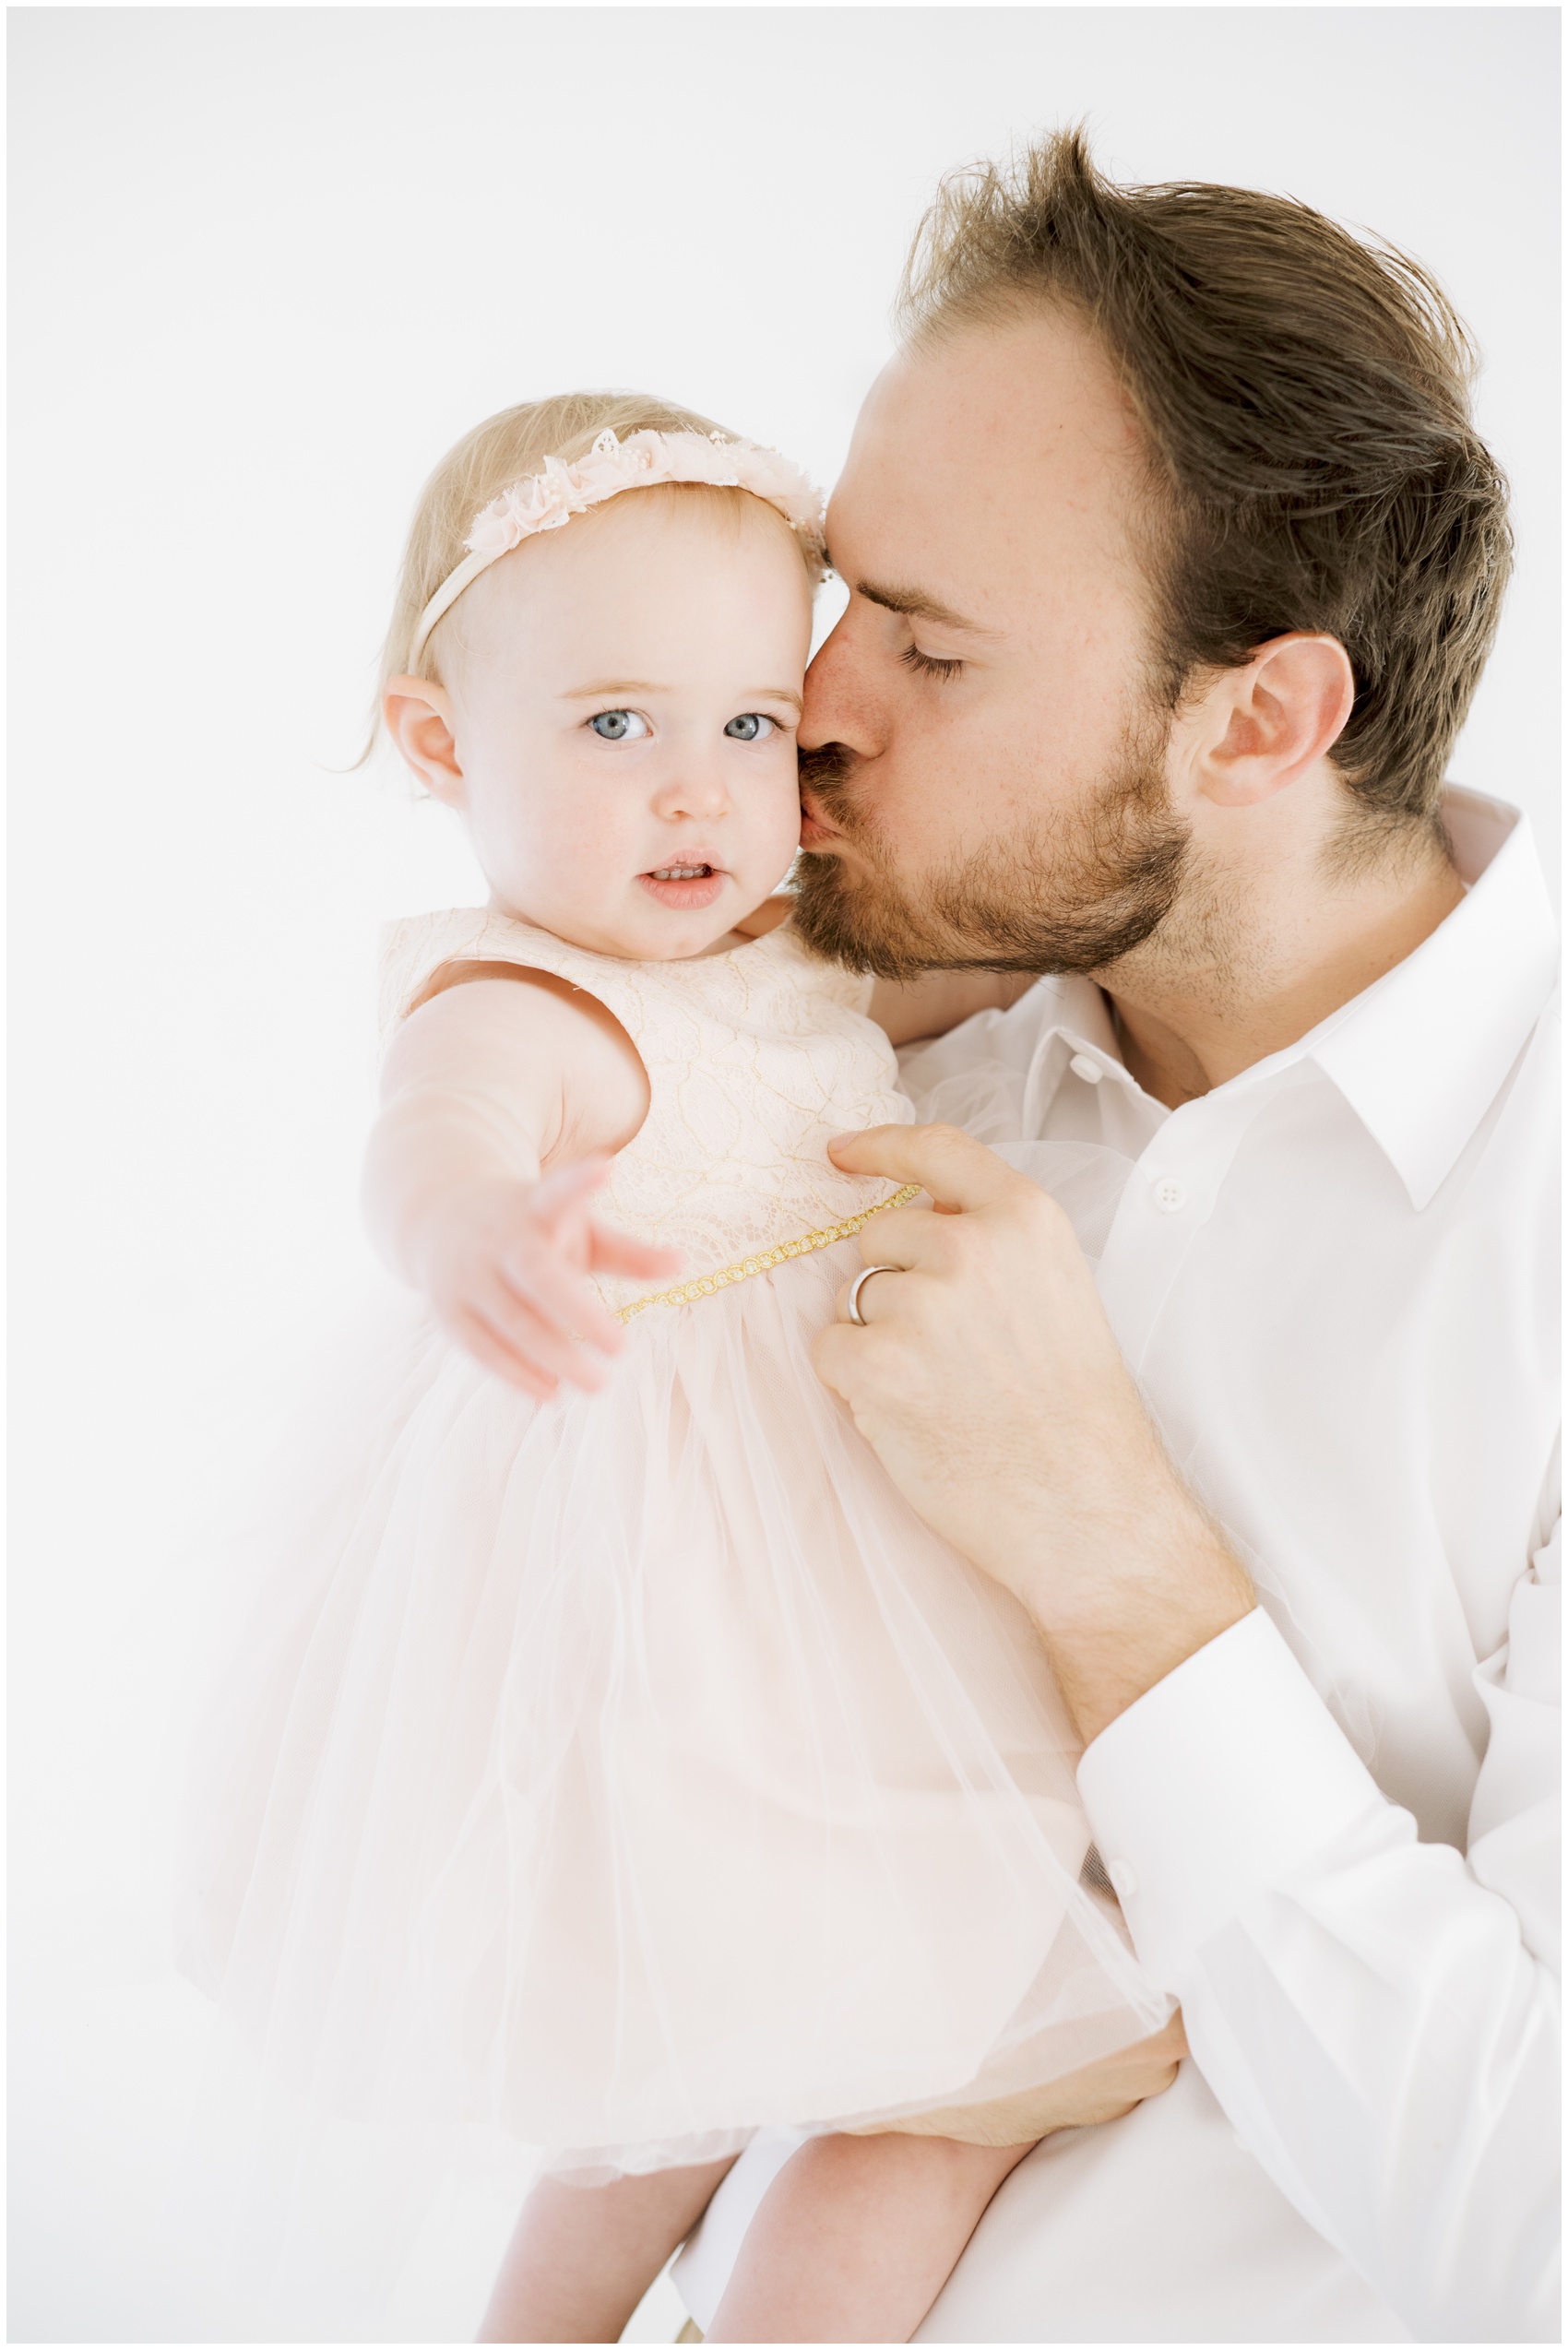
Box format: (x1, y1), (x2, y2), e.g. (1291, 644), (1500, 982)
(790, 726), (1192, 983)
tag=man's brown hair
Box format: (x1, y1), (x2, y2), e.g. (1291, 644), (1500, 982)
(898, 130), (1512, 845)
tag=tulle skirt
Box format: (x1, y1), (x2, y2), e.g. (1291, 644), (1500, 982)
(178, 1218), (1162, 2183)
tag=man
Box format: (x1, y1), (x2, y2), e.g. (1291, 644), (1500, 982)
(675, 132), (1558, 2342)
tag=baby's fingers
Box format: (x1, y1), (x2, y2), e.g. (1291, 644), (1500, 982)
(448, 1308), (560, 1402)
(528, 1162), (677, 1288)
(479, 1281), (614, 1394)
(529, 1156), (611, 1235)
(588, 1224), (682, 1283)
(501, 1249), (626, 1359)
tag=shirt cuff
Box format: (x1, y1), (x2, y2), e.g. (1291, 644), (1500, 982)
(1075, 1608), (1390, 1984)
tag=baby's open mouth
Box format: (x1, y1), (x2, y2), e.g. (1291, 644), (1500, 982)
(638, 861), (726, 908)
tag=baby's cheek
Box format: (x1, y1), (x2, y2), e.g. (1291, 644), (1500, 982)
(541, 786), (637, 872)
(746, 748), (810, 869)
(476, 782), (625, 917)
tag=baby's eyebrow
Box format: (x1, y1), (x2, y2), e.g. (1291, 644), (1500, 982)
(562, 681), (803, 713)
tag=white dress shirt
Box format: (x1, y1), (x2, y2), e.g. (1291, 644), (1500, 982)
(674, 789), (1559, 2343)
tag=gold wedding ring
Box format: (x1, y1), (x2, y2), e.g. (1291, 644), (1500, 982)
(845, 1264), (899, 1326)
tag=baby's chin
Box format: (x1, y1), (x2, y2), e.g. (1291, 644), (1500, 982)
(484, 875), (774, 962)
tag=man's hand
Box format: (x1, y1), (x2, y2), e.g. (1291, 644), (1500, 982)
(815, 1123), (1253, 1744)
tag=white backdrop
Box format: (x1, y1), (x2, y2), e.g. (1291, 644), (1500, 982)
(9, 6), (1560, 2341)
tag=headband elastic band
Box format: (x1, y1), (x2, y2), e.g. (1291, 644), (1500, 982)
(408, 427), (826, 666)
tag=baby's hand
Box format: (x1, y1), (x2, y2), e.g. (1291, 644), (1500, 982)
(409, 1158), (679, 1400)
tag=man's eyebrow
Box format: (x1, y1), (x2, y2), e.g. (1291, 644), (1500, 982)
(852, 580), (1000, 638)
(562, 681), (803, 713)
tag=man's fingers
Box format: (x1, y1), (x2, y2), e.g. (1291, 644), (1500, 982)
(832, 1262), (906, 1326)
(812, 1319), (861, 1405)
(852, 1204), (943, 1273)
(827, 1122), (1023, 1213)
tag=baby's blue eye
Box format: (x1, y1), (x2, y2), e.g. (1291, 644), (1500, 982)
(588, 709), (649, 742)
(724, 714), (777, 742)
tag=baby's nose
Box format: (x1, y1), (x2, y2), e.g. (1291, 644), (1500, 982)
(652, 757), (731, 820)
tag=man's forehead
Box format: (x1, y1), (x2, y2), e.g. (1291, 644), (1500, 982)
(830, 315), (1146, 618)
(851, 316), (1138, 492)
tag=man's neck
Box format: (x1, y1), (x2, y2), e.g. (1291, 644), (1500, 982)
(1099, 825), (1465, 1111)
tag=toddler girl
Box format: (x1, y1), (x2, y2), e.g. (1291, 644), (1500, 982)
(180, 391), (1165, 2343)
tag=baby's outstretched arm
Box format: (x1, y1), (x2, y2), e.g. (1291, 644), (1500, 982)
(364, 968), (677, 1398)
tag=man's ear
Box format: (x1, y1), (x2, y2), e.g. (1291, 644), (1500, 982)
(1194, 634), (1356, 809)
(384, 675), (465, 806)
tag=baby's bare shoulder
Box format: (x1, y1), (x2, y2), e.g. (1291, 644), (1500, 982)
(386, 964), (649, 1160)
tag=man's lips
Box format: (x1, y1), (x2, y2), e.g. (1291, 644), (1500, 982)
(798, 793), (843, 850)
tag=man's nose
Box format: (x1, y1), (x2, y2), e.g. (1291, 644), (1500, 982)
(802, 614), (882, 757)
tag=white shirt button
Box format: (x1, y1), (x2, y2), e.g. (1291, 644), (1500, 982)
(1153, 1177), (1188, 1214)
(1069, 1051), (1104, 1085)
(1106, 1859), (1140, 1901)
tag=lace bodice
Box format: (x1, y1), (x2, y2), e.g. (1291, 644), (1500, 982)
(380, 908), (914, 1311)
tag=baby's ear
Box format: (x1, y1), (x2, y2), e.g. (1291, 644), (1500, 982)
(384, 676), (465, 805)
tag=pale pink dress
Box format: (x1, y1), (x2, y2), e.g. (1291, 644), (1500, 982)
(178, 911), (1161, 2181)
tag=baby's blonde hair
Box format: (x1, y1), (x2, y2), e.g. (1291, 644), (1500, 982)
(370, 388), (790, 755)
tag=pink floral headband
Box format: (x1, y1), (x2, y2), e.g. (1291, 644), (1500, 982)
(408, 427), (826, 665)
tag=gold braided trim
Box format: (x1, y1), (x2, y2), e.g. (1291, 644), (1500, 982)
(616, 1184), (920, 1323)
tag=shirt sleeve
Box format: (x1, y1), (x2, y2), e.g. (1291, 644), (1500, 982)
(1076, 1523), (1562, 2344)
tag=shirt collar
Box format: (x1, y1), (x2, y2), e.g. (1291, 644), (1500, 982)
(1303, 789), (1558, 1209)
(1016, 973), (1144, 1128)
(1020, 789), (1558, 1210)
